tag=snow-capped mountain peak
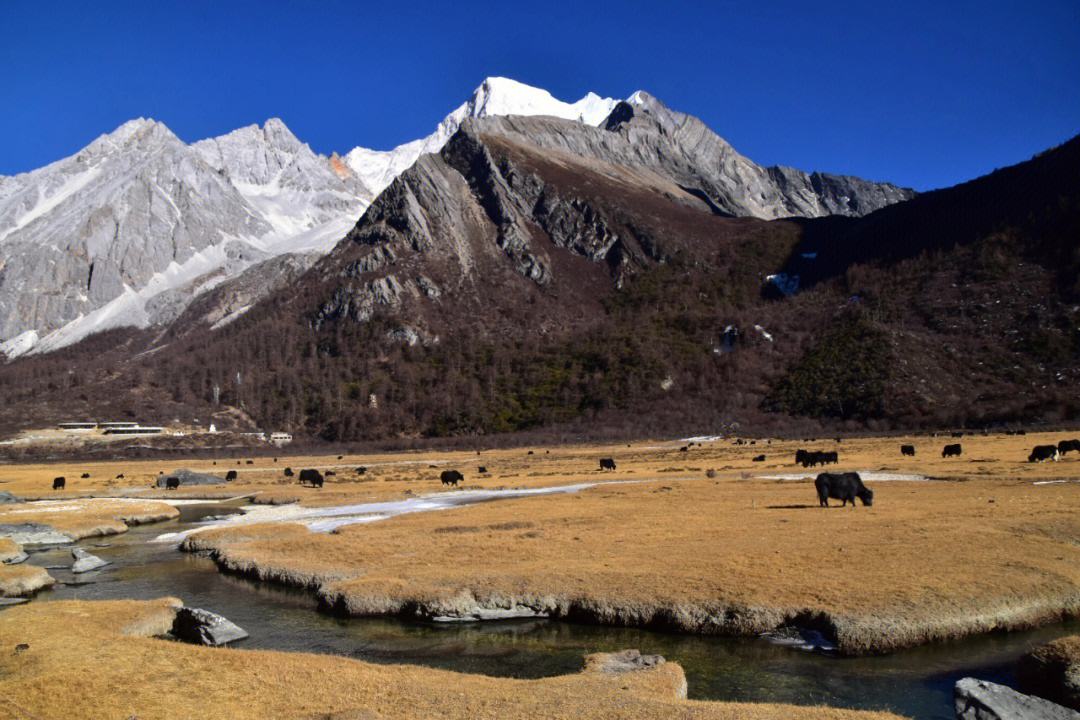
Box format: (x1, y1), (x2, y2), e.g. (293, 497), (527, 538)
(342, 78), (619, 199)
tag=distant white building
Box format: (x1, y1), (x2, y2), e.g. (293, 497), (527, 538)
(270, 432), (293, 446)
(208, 423), (217, 434)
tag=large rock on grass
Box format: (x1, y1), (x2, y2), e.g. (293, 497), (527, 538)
(955, 677), (1080, 719)
(171, 607), (248, 646)
(155, 469), (227, 488)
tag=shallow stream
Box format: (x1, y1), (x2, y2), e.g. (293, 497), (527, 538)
(17, 502), (1079, 719)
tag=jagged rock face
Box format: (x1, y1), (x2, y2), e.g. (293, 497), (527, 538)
(314, 116), (794, 338)
(0, 120), (271, 341)
(488, 94), (916, 219)
(192, 118), (375, 228)
(0, 118), (366, 357)
(0, 78), (914, 360)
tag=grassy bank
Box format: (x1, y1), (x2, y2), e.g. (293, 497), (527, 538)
(0, 599), (904, 719)
(0, 563), (54, 597)
(0, 498), (179, 540)
(184, 459), (1080, 654)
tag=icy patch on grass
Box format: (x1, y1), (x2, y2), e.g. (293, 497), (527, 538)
(152, 482), (601, 544)
(756, 471), (930, 482)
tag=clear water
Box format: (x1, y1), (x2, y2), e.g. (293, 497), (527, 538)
(17, 503), (1078, 719)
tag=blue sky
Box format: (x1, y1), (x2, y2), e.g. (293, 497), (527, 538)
(1, 0), (1077, 190)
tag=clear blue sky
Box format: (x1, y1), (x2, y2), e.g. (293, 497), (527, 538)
(2, 0), (1077, 190)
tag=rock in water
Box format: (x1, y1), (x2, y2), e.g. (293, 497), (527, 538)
(955, 677), (1080, 719)
(172, 607), (248, 646)
(70, 548), (110, 573)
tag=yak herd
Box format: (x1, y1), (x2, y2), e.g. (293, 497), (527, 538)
(45, 435), (1080, 507)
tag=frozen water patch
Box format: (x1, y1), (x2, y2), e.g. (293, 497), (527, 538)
(681, 435), (724, 443)
(153, 482), (602, 544)
(756, 471), (930, 482)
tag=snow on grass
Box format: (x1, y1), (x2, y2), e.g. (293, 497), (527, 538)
(152, 482), (601, 544)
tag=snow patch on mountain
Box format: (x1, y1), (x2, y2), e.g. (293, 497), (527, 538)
(343, 77), (618, 198)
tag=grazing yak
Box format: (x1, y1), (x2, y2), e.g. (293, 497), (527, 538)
(900, 445), (916, 456)
(1058, 439), (1080, 456)
(355, 467), (367, 475)
(80, 473), (90, 479)
(164, 477), (180, 490)
(815, 472), (874, 508)
(1029, 445), (1060, 463)
(115, 473), (125, 479)
(225, 470), (238, 481)
(599, 458), (616, 471)
(441, 470), (464, 487)
(52, 477), (66, 491)
(478, 466), (488, 474)
(245, 460), (254, 465)
(298, 469), (324, 488)
(679, 446), (689, 452)
(797, 450), (838, 467)
(284, 467), (294, 477)
(752, 454), (766, 462)
(942, 444), (963, 458)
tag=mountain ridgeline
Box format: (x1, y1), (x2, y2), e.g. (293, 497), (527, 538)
(0, 86), (1076, 441)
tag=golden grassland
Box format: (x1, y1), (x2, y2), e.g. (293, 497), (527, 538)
(0, 599), (904, 720)
(174, 431), (1080, 655)
(0, 498), (179, 540)
(1, 430), (1078, 502)
(0, 563), (53, 597)
(0, 537), (22, 563)
(1, 431), (1078, 653)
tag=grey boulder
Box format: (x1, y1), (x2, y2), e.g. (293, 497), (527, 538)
(70, 547), (110, 573)
(955, 677), (1080, 720)
(171, 607), (248, 646)
(155, 468), (227, 488)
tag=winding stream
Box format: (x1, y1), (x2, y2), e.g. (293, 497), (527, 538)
(14, 502), (1078, 719)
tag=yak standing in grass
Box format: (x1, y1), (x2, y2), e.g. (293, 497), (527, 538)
(1028, 445), (1060, 463)
(284, 467), (294, 477)
(225, 470), (238, 481)
(52, 477), (65, 491)
(1058, 439), (1080, 456)
(900, 444), (916, 456)
(815, 472), (874, 508)
(164, 477), (180, 490)
(942, 444), (963, 458)
(298, 469), (324, 488)
(599, 458), (616, 471)
(441, 470), (464, 487)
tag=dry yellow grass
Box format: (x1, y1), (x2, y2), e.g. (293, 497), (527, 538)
(0, 599), (904, 720)
(0, 537), (22, 563)
(0, 498), (178, 540)
(0, 563), (54, 597)
(184, 439), (1080, 654)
